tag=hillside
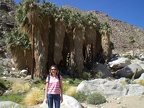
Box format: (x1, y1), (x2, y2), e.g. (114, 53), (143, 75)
(91, 10), (144, 54)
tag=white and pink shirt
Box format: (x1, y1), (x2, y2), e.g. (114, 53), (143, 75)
(46, 75), (62, 94)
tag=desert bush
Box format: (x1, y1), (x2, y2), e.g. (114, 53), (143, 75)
(73, 91), (86, 102)
(95, 71), (104, 78)
(22, 88), (44, 106)
(12, 83), (30, 94)
(65, 86), (77, 96)
(0, 78), (12, 95)
(86, 92), (106, 105)
(0, 78), (7, 95)
(62, 81), (71, 94)
(137, 79), (144, 86)
(120, 81), (129, 85)
(63, 78), (82, 86)
(82, 72), (91, 80)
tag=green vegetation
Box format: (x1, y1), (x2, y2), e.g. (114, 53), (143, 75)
(0, 94), (25, 103)
(73, 91), (86, 102)
(5, 28), (30, 49)
(0, 78), (12, 94)
(86, 92), (106, 105)
(82, 72), (91, 80)
(123, 55), (138, 60)
(95, 71), (104, 78)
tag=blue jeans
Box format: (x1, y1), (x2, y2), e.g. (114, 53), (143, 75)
(47, 94), (60, 108)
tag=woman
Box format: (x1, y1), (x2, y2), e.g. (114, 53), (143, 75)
(45, 65), (63, 108)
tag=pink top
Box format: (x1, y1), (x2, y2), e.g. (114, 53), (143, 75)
(46, 75), (62, 94)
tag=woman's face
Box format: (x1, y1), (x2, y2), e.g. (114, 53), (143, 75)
(50, 66), (57, 76)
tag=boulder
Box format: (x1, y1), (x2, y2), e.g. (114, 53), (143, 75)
(115, 63), (144, 78)
(0, 101), (25, 108)
(92, 62), (113, 78)
(108, 57), (131, 69)
(77, 78), (144, 99)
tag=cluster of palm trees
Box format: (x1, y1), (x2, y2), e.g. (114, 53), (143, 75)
(6, 0), (112, 79)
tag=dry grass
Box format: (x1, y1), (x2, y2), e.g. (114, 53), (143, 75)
(65, 86), (77, 96)
(22, 88), (44, 106)
(137, 79), (144, 86)
(12, 83), (30, 94)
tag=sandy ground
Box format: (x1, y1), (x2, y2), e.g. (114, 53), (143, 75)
(81, 95), (144, 108)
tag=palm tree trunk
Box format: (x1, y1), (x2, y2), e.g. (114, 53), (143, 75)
(85, 26), (97, 62)
(10, 46), (26, 70)
(73, 27), (84, 74)
(40, 15), (50, 77)
(101, 32), (111, 63)
(54, 21), (66, 64)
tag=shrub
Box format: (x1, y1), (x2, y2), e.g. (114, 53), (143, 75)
(12, 83), (30, 94)
(119, 80), (129, 85)
(65, 86), (77, 96)
(73, 91), (86, 102)
(82, 72), (91, 80)
(86, 92), (106, 105)
(0, 78), (11, 95)
(95, 71), (104, 78)
(0, 79), (7, 90)
(63, 78), (83, 86)
(22, 88), (44, 106)
(137, 79), (144, 86)
(62, 81), (71, 94)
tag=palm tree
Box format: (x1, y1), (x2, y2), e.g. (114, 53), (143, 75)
(6, 28), (32, 72)
(13, 0), (112, 79)
(68, 10), (85, 74)
(99, 22), (112, 63)
(16, 0), (47, 79)
(83, 12), (100, 64)
(53, 7), (68, 64)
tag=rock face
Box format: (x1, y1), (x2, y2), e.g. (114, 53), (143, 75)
(0, 0), (15, 58)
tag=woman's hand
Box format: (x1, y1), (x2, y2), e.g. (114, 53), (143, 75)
(45, 98), (48, 103)
(60, 96), (63, 103)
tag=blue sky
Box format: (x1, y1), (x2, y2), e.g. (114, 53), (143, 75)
(14, 0), (144, 29)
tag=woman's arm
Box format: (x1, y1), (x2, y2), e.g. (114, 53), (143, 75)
(45, 82), (48, 103)
(60, 77), (63, 103)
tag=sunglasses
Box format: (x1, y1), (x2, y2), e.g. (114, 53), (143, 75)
(51, 69), (56, 70)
